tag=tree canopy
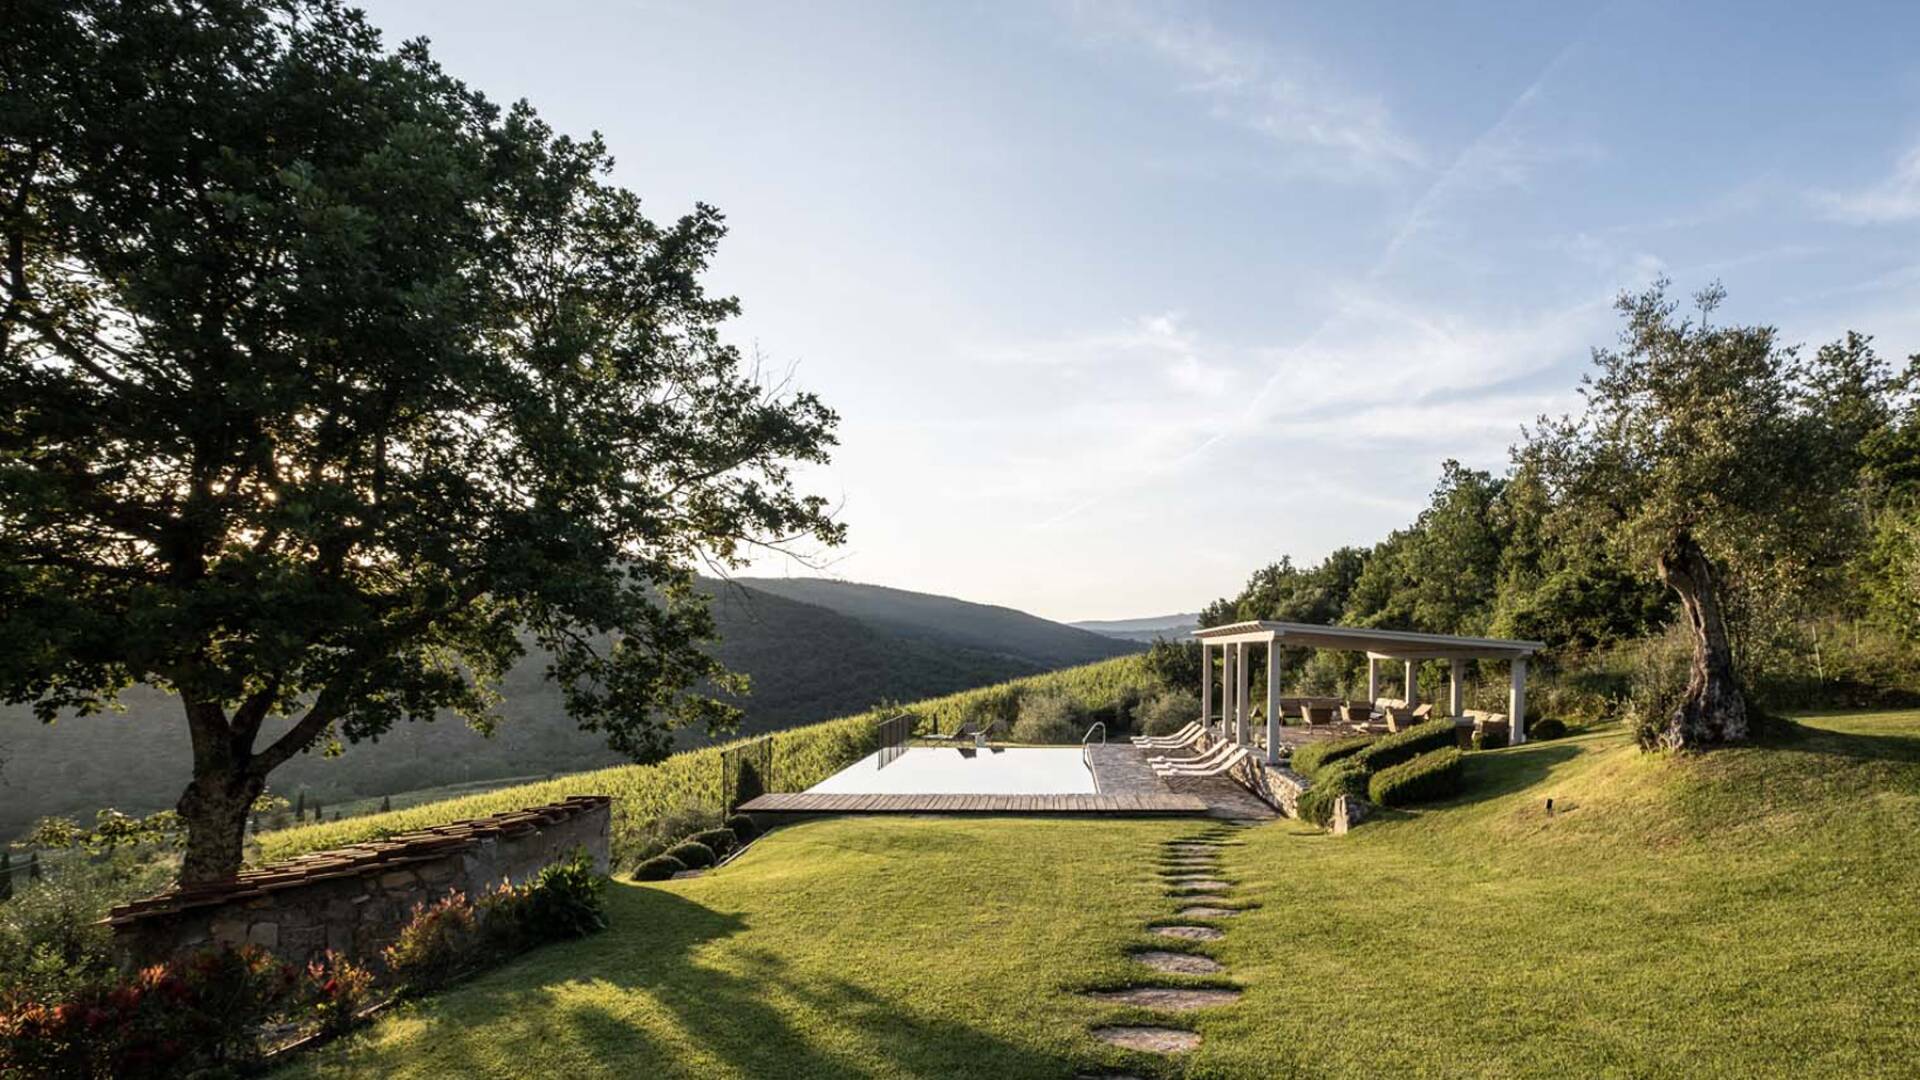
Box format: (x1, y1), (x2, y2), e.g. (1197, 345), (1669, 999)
(1, 0), (840, 881)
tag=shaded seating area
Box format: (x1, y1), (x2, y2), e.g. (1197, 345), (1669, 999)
(1192, 621), (1545, 765)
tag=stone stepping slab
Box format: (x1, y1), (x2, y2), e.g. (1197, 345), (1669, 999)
(1083, 987), (1242, 1011)
(1132, 950), (1225, 975)
(1090, 1026), (1201, 1054)
(1176, 905), (1242, 919)
(1163, 879), (1232, 892)
(1152, 925), (1225, 941)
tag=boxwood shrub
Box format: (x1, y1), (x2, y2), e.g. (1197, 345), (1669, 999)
(1295, 762), (1369, 827)
(1529, 716), (1568, 740)
(724, 813), (758, 844)
(1290, 735), (1374, 779)
(1368, 747), (1465, 807)
(632, 854), (686, 881)
(1351, 718), (1456, 774)
(688, 828), (739, 859)
(663, 840), (716, 869)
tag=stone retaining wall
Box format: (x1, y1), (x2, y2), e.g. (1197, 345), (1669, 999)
(107, 795), (611, 972)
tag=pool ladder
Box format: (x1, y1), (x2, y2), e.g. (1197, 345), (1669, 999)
(1080, 722), (1106, 793)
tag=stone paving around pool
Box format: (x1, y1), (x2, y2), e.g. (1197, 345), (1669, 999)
(1084, 744), (1280, 821)
(1080, 819), (1261, 1075)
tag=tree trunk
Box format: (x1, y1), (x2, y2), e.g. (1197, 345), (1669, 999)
(176, 766), (265, 884)
(1656, 531), (1749, 748)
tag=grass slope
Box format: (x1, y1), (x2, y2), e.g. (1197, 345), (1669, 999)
(283, 816), (1194, 1079)
(280, 711), (1920, 1078)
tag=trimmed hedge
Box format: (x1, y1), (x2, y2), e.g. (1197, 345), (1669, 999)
(632, 854), (686, 881)
(1296, 762), (1369, 827)
(663, 840), (716, 870)
(1291, 735), (1374, 779)
(724, 814), (758, 844)
(688, 828), (739, 858)
(1368, 748), (1465, 807)
(1529, 717), (1567, 740)
(1351, 718), (1457, 774)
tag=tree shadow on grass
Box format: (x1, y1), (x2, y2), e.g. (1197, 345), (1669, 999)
(1767, 721), (1920, 766)
(1444, 742), (1583, 807)
(356, 884), (1079, 1080)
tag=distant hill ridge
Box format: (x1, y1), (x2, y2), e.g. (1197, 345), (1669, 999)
(1070, 612), (1199, 642)
(0, 577), (1136, 839)
(735, 578), (1139, 668)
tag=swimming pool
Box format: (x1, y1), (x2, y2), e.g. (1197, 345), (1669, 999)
(805, 746), (1098, 795)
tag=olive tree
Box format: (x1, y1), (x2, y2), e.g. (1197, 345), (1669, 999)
(1, 1), (840, 881)
(1522, 281), (1865, 749)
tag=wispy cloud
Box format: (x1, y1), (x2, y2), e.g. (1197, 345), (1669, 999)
(1064, 0), (1423, 178)
(1816, 142), (1920, 223)
(979, 312), (1231, 395)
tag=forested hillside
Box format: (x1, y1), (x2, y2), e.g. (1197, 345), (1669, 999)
(735, 578), (1138, 667)
(0, 579), (1133, 839)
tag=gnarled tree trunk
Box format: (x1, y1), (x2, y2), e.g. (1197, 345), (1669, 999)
(1656, 530), (1749, 748)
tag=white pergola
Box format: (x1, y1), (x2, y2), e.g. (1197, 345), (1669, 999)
(1191, 621), (1546, 763)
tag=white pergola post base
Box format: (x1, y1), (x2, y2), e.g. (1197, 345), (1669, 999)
(1449, 658), (1465, 718)
(1403, 659), (1418, 707)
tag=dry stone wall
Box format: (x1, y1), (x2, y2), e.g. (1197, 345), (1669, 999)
(106, 795), (611, 971)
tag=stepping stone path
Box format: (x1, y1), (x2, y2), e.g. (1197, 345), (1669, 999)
(1132, 950), (1225, 975)
(1085, 821), (1261, 1063)
(1152, 925), (1224, 941)
(1085, 987), (1242, 1010)
(1175, 905), (1240, 919)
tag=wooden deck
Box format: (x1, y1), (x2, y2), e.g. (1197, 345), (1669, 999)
(737, 791), (1209, 817)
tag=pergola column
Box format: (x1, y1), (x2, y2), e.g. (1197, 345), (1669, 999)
(1219, 643), (1234, 738)
(1403, 659), (1418, 707)
(1265, 639), (1281, 764)
(1509, 657), (1528, 745)
(1200, 643), (1213, 731)
(1366, 657), (1379, 702)
(1449, 658), (1465, 718)
(1234, 642), (1251, 747)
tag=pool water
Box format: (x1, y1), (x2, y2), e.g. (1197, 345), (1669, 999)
(805, 746), (1098, 795)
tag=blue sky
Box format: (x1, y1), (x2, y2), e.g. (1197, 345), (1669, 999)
(359, 0), (1920, 621)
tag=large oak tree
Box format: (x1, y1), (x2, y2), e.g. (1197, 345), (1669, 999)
(1, 0), (841, 882)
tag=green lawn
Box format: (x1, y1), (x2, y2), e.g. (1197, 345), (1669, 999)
(284, 712), (1920, 1078)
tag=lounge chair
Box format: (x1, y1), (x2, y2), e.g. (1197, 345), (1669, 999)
(1148, 739), (1235, 769)
(924, 721), (980, 743)
(1154, 745), (1252, 777)
(1132, 721), (1200, 748)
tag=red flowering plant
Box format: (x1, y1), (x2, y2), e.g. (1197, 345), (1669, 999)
(381, 890), (479, 993)
(0, 944), (298, 1078)
(302, 950), (375, 1037)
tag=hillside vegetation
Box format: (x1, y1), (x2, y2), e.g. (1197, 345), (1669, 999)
(285, 710), (1920, 1078)
(0, 580), (1137, 840)
(255, 654), (1153, 866)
